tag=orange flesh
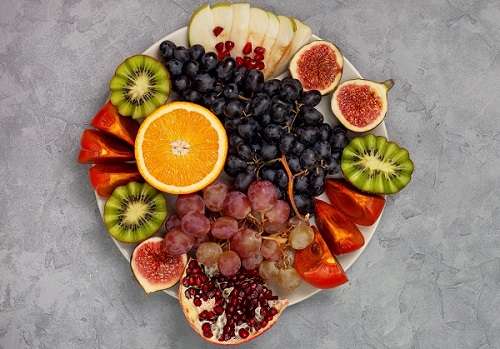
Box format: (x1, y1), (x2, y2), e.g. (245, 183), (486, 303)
(297, 44), (341, 90)
(336, 84), (383, 127)
(140, 108), (221, 187)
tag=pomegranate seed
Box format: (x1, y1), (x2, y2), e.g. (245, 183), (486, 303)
(254, 53), (264, 61)
(238, 328), (250, 339)
(246, 59), (257, 70)
(225, 41), (235, 51)
(218, 51), (230, 60)
(194, 298), (202, 307)
(213, 26), (224, 37)
(242, 42), (252, 55)
(236, 56), (244, 67)
(215, 42), (224, 53)
(261, 319), (268, 327)
(213, 306), (224, 315)
(254, 46), (266, 54)
(255, 61), (265, 70)
(203, 330), (213, 338)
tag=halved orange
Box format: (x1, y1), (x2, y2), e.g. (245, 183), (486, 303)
(135, 101), (228, 194)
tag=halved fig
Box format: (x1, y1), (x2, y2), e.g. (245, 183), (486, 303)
(130, 237), (187, 294)
(289, 40), (344, 95)
(178, 259), (288, 345)
(331, 79), (394, 133)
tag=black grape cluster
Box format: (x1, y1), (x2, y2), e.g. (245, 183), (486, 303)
(159, 40), (349, 216)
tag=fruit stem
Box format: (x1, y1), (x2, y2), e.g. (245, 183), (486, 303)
(280, 153), (310, 222)
(261, 235), (288, 244)
(382, 79), (395, 90)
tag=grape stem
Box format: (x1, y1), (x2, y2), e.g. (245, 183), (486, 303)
(280, 153), (310, 222)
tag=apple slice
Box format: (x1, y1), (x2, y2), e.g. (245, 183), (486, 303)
(260, 12), (280, 65)
(188, 4), (217, 48)
(270, 17), (312, 78)
(211, 3), (233, 44)
(229, 3), (251, 58)
(247, 7), (269, 49)
(262, 15), (296, 79)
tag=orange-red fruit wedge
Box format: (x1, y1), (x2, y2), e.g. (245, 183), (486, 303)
(314, 198), (365, 255)
(89, 163), (143, 197)
(90, 101), (140, 146)
(324, 178), (385, 226)
(294, 226), (349, 289)
(134, 101), (228, 194)
(78, 129), (135, 164)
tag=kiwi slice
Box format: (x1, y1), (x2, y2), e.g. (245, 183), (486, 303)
(341, 134), (414, 194)
(103, 181), (167, 243)
(109, 54), (171, 120)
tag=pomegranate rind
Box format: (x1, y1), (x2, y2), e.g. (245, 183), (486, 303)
(331, 79), (394, 133)
(130, 237), (187, 294)
(289, 40), (344, 95)
(178, 259), (288, 346)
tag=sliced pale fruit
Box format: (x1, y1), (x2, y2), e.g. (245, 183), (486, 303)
(260, 11), (280, 62)
(247, 7), (269, 48)
(211, 3), (233, 43)
(188, 4), (217, 49)
(262, 15), (296, 79)
(270, 17), (312, 78)
(229, 2), (251, 57)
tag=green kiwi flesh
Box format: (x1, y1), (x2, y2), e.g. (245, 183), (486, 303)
(341, 134), (414, 194)
(104, 181), (167, 243)
(109, 54), (171, 120)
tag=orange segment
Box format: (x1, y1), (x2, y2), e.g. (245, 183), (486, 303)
(135, 101), (228, 194)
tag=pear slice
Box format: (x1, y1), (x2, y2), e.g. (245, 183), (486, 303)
(260, 12), (280, 67)
(188, 4), (217, 48)
(247, 7), (269, 49)
(270, 17), (312, 78)
(211, 3), (233, 43)
(262, 15), (296, 79)
(229, 3), (251, 57)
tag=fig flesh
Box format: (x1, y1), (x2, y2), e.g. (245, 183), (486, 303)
(289, 40), (344, 95)
(331, 79), (394, 133)
(130, 237), (187, 294)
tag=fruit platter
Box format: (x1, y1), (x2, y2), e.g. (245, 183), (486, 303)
(78, 3), (414, 345)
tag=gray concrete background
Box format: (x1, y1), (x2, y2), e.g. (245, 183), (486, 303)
(1, 0), (499, 348)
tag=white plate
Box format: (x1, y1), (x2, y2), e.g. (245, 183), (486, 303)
(96, 27), (388, 305)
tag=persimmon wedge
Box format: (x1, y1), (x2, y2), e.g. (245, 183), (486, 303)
(78, 129), (135, 164)
(89, 163), (143, 197)
(294, 226), (348, 289)
(314, 198), (365, 255)
(90, 101), (140, 146)
(324, 178), (385, 226)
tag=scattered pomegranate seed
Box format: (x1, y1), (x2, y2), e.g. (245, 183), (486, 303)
(225, 41), (235, 51)
(243, 56), (251, 65)
(246, 59), (257, 70)
(255, 61), (265, 70)
(213, 26), (224, 37)
(238, 328), (250, 339)
(254, 46), (266, 55)
(236, 56), (244, 67)
(215, 42), (224, 53)
(217, 51), (231, 60)
(242, 42), (252, 55)
(254, 54), (264, 62)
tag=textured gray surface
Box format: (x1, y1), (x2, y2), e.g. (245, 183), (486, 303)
(1, 0), (499, 348)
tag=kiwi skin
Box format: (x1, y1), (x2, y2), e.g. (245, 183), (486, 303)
(103, 181), (167, 243)
(341, 134), (414, 195)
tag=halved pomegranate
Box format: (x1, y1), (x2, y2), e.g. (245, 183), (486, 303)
(130, 237), (187, 294)
(178, 259), (288, 345)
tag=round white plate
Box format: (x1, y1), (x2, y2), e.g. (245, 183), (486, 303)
(96, 26), (388, 305)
